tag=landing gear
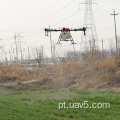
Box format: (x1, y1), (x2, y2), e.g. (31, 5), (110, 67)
(56, 36), (76, 44)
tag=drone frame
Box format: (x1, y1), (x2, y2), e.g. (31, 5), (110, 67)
(44, 27), (86, 44)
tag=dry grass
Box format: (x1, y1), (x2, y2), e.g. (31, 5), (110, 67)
(49, 56), (120, 89)
(91, 56), (117, 72)
(0, 65), (44, 79)
(0, 56), (120, 91)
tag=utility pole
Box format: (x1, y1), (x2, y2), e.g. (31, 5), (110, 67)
(101, 39), (104, 52)
(11, 45), (13, 62)
(4, 51), (7, 62)
(28, 46), (30, 60)
(21, 50), (23, 62)
(72, 43), (76, 59)
(111, 9), (118, 55)
(13, 49), (15, 61)
(13, 34), (18, 60)
(9, 49), (11, 62)
(100, 39), (105, 57)
(49, 25), (53, 63)
(53, 43), (56, 63)
(41, 46), (44, 64)
(36, 47), (38, 59)
(52, 41), (56, 63)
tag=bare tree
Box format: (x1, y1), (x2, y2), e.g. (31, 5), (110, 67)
(33, 47), (43, 69)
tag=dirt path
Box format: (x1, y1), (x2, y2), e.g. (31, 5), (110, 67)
(21, 80), (40, 85)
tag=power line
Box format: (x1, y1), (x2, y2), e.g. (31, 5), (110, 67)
(9, 0), (63, 29)
(52, 10), (79, 27)
(23, 0), (76, 30)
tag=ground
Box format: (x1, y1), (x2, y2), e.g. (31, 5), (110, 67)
(0, 85), (120, 120)
(0, 57), (120, 119)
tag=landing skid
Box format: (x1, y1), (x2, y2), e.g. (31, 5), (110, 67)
(56, 36), (76, 44)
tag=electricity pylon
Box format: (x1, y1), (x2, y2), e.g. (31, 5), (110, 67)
(80, 0), (99, 52)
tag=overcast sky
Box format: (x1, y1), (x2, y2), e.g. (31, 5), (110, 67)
(0, 0), (120, 59)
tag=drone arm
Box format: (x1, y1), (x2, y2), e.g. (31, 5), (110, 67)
(70, 27), (86, 35)
(45, 28), (61, 32)
(45, 28), (61, 36)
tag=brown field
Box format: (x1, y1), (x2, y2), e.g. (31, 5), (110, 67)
(0, 55), (120, 92)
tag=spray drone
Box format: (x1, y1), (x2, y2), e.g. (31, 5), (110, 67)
(45, 27), (86, 44)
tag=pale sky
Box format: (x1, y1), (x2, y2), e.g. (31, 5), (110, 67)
(0, 0), (120, 59)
